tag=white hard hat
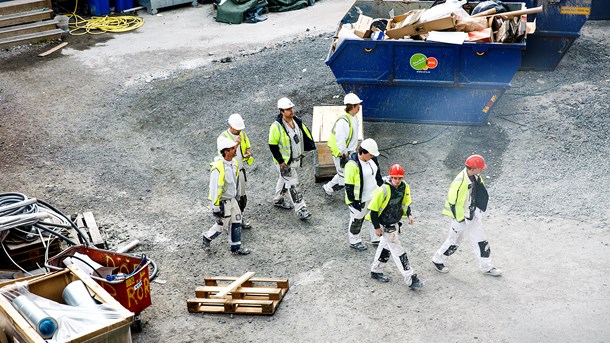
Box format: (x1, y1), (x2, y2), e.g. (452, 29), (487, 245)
(217, 137), (236, 152)
(360, 138), (379, 156)
(343, 93), (363, 105)
(277, 97), (295, 109)
(228, 113), (245, 130)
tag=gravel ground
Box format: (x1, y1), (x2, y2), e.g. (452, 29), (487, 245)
(1, 7), (609, 342)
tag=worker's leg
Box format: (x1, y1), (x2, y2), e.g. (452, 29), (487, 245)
(323, 156), (344, 194)
(432, 219), (466, 264)
(384, 229), (414, 285)
(347, 203), (369, 245)
(467, 211), (493, 272)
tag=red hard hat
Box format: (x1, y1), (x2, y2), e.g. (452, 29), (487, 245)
(389, 164), (405, 177)
(465, 154), (487, 169)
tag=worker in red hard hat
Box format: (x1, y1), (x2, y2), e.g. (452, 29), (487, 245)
(431, 154), (502, 276)
(368, 164), (423, 289)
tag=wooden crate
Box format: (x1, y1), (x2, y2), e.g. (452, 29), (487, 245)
(187, 272), (289, 315)
(0, 266), (133, 343)
(311, 106), (364, 182)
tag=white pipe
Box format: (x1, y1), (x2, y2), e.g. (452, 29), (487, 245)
(116, 239), (140, 253)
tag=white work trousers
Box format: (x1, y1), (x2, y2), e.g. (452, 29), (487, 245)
(274, 164), (306, 212)
(203, 198), (243, 249)
(432, 210), (493, 272)
(347, 201), (379, 244)
(326, 156), (345, 189)
(237, 168), (246, 198)
(371, 230), (414, 285)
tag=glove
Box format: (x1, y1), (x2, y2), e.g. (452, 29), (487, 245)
(351, 201), (362, 211)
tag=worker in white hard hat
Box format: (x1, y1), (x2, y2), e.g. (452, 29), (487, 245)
(202, 137), (250, 255)
(217, 113), (254, 229)
(323, 93), (362, 199)
(343, 138), (383, 250)
(268, 97), (316, 220)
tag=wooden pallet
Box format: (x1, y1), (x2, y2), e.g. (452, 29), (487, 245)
(187, 272), (289, 315)
(0, 237), (61, 270)
(70, 211), (106, 248)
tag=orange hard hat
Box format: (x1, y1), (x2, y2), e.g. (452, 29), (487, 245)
(389, 164), (405, 177)
(465, 154), (487, 169)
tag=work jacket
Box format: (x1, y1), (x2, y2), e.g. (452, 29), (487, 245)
(442, 168), (488, 222)
(327, 112), (356, 157)
(268, 114), (315, 165)
(208, 157), (239, 206)
(368, 180), (412, 227)
(217, 130), (254, 166)
(344, 152), (383, 205)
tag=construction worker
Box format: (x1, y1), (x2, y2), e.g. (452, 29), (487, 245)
(431, 154), (501, 276)
(369, 164), (423, 290)
(202, 137), (250, 255)
(344, 138), (383, 250)
(217, 113), (254, 229)
(323, 93), (362, 198)
(268, 97), (316, 220)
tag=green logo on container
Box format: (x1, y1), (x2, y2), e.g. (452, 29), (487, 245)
(410, 53), (439, 71)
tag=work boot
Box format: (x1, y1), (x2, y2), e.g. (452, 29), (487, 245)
(202, 236), (211, 250)
(409, 274), (423, 290)
(483, 267), (502, 277)
(322, 184), (333, 198)
(433, 262), (449, 273)
(242, 222), (252, 230)
(371, 241), (380, 246)
(273, 198), (293, 209)
(297, 207), (311, 220)
(370, 272), (390, 283)
(350, 242), (367, 251)
(231, 247), (251, 256)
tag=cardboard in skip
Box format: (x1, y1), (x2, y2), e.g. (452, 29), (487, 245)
(353, 14), (374, 38)
(0, 265), (133, 343)
(386, 11), (456, 39)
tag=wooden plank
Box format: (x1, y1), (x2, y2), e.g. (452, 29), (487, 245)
(82, 211), (104, 247)
(203, 275), (289, 288)
(186, 298), (274, 315)
(38, 41), (68, 57)
(211, 272), (255, 299)
(195, 286), (283, 300)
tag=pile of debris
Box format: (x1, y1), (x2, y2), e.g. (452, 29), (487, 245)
(338, 0), (542, 45)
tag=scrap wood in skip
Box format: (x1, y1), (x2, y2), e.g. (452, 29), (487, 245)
(311, 105), (364, 182)
(187, 272), (289, 315)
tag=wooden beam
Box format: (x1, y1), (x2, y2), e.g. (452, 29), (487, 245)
(211, 272), (255, 299)
(38, 41), (68, 57)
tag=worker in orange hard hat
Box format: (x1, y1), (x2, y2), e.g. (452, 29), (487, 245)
(368, 164), (423, 289)
(431, 154), (502, 276)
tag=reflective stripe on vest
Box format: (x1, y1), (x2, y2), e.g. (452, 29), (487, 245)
(327, 113), (353, 157)
(208, 159), (239, 206)
(222, 131), (254, 165)
(270, 122), (292, 164)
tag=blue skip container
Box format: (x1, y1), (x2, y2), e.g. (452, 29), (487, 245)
(589, 0), (610, 20)
(518, 0), (591, 70)
(326, 1), (525, 125)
